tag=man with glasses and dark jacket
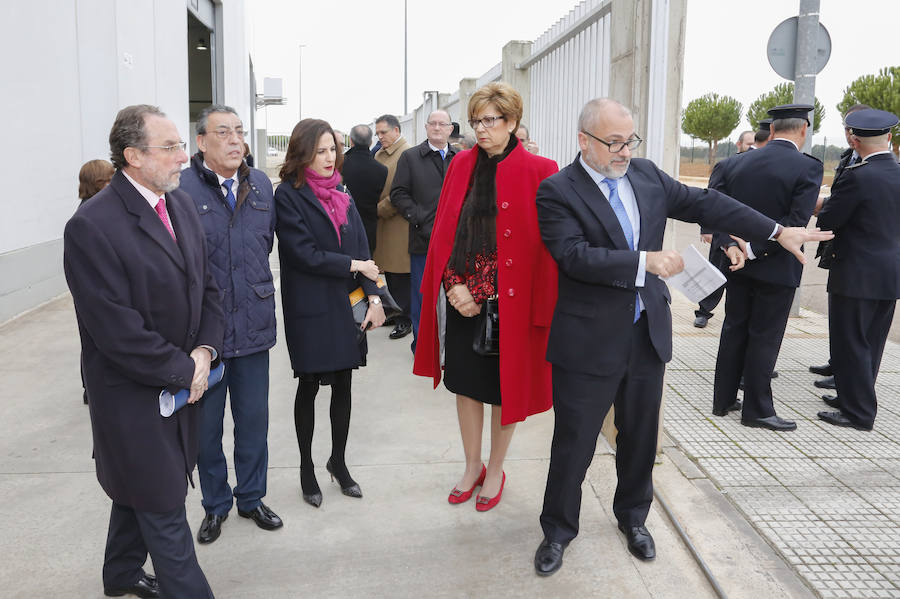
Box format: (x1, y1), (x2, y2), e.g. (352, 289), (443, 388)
(179, 105), (283, 545)
(391, 109), (457, 351)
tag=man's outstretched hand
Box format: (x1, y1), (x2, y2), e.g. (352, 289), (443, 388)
(776, 227), (834, 264)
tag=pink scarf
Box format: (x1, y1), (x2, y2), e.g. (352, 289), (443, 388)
(305, 168), (351, 243)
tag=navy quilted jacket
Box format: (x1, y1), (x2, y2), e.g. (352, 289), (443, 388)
(179, 154), (277, 357)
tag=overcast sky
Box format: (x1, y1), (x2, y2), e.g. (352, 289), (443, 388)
(248, 0), (899, 148)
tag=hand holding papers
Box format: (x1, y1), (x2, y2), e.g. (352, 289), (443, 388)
(159, 362), (225, 417)
(661, 245), (727, 304)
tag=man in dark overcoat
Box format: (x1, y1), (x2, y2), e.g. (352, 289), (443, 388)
(64, 105), (224, 598)
(390, 109), (457, 352)
(711, 104), (824, 431)
(816, 109), (900, 431)
(342, 124), (387, 255)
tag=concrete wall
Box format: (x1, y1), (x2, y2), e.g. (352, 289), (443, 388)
(0, 0), (249, 324)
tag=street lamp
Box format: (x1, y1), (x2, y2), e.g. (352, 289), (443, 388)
(298, 44), (307, 122)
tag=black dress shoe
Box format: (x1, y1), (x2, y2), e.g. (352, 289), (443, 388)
(618, 524), (656, 560)
(104, 572), (160, 598)
(809, 363), (833, 376)
(326, 458), (363, 498)
(821, 394), (841, 409)
(771, 370), (779, 379)
(534, 538), (566, 576)
(389, 320), (412, 339)
(740, 415), (797, 431)
(238, 502), (283, 530)
(814, 376), (836, 390)
(197, 512), (227, 544)
(817, 410), (872, 431)
(712, 400), (742, 417)
(693, 314), (709, 328)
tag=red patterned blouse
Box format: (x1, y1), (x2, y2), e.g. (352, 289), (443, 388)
(442, 249), (498, 304)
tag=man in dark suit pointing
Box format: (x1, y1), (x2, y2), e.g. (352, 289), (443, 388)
(532, 98), (832, 576)
(64, 105), (223, 598)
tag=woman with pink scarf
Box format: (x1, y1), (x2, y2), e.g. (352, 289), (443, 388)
(275, 119), (385, 508)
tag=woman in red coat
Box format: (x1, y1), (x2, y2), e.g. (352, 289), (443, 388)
(413, 82), (558, 511)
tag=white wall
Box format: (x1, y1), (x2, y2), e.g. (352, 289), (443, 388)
(0, 0), (249, 323)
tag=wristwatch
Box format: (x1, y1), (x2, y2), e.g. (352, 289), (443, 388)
(370, 296), (382, 305)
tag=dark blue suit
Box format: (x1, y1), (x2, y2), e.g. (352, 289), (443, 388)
(536, 156), (776, 543)
(816, 152), (900, 428)
(711, 139), (823, 420)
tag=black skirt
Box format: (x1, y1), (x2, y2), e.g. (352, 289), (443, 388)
(443, 303), (501, 405)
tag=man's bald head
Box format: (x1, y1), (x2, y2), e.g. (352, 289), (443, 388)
(578, 98), (633, 133)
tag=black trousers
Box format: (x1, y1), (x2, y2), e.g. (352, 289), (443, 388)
(830, 293), (894, 428)
(104, 501), (214, 598)
(696, 245), (727, 318)
(713, 276), (795, 420)
(540, 315), (663, 544)
(385, 271), (411, 323)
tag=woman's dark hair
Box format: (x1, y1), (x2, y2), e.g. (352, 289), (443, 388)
(78, 159), (115, 201)
(279, 119), (344, 188)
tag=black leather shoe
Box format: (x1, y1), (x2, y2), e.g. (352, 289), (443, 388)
(389, 320), (412, 339)
(771, 370), (779, 379)
(817, 410), (872, 431)
(821, 394), (841, 409)
(712, 400), (742, 417)
(618, 524), (656, 560)
(104, 572), (160, 598)
(814, 376), (836, 390)
(693, 314), (709, 328)
(238, 502), (283, 530)
(197, 512), (227, 544)
(809, 363), (833, 376)
(534, 538), (566, 576)
(741, 415), (797, 431)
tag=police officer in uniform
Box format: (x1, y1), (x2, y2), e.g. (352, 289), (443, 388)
(711, 104), (824, 430)
(809, 104), (871, 389)
(815, 109), (900, 431)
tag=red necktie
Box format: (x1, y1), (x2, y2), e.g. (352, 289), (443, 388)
(155, 198), (176, 240)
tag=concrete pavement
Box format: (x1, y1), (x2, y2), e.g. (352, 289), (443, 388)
(1, 283), (814, 598)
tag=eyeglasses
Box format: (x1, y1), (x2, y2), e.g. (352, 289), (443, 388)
(468, 115), (506, 130)
(426, 121), (452, 128)
(208, 127), (246, 140)
(140, 141), (187, 153)
(581, 130), (643, 153)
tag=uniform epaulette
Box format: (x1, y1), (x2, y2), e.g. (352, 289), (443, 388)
(803, 152), (823, 164)
(847, 160), (867, 170)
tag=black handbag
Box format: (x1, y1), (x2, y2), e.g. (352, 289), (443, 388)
(472, 295), (499, 356)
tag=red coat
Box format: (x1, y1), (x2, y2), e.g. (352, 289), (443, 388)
(413, 142), (559, 424)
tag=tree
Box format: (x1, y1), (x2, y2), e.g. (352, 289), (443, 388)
(681, 93), (743, 165)
(837, 66), (900, 155)
(746, 82), (824, 134)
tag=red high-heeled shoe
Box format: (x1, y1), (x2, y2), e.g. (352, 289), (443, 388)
(448, 464), (486, 504)
(475, 471), (505, 512)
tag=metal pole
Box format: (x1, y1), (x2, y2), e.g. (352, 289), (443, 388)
(404, 0), (408, 115)
(793, 0), (819, 154)
(298, 44), (306, 122)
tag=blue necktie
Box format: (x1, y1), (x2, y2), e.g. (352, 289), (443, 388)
(223, 179), (236, 212)
(439, 149), (445, 160)
(604, 178), (640, 323)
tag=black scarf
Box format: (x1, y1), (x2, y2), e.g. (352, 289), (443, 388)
(449, 134), (518, 274)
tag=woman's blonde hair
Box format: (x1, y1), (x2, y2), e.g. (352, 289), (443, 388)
(467, 82), (523, 131)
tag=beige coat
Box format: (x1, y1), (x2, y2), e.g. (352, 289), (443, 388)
(373, 137), (411, 273)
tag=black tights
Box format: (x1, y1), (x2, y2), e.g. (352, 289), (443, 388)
(293, 370), (353, 492)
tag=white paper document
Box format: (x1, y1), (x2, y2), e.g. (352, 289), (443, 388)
(662, 244), (728, 304)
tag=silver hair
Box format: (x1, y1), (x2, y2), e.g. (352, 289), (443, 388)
(196, 104), (240, 135)
(578, 98), (632, 132)
(772, 117), (806, 134)
(350, 124), (372, 147)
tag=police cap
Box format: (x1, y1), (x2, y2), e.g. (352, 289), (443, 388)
(845, 109), (899, 137)
(767, 104), (814, 125)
